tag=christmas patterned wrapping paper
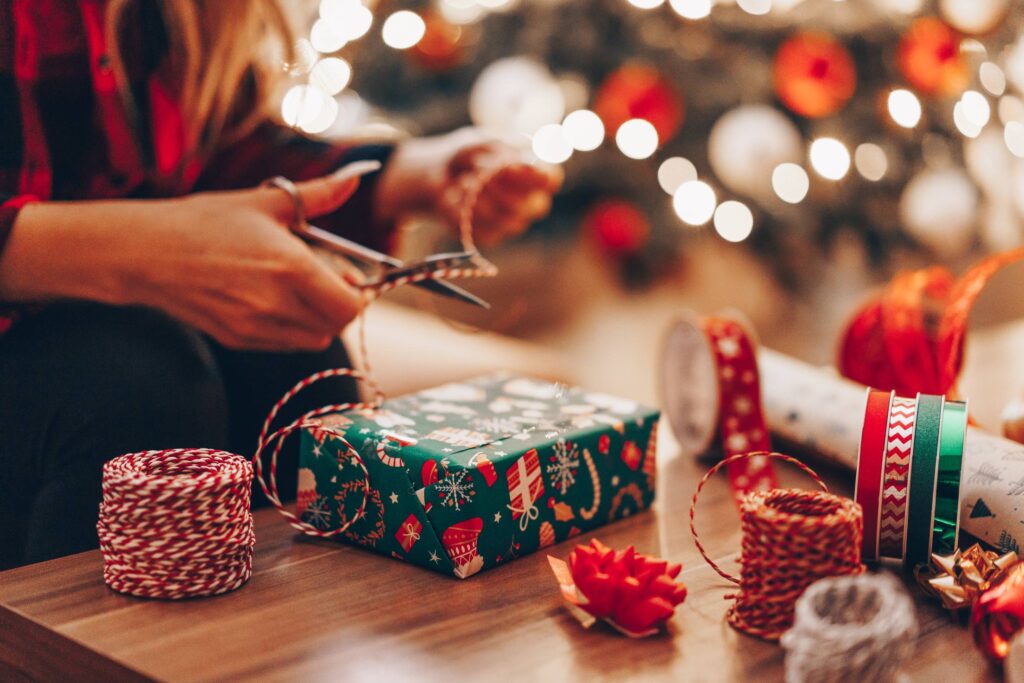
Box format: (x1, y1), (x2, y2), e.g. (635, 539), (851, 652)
(297, 374), (659, 578)
(760, 348), (1024, 555)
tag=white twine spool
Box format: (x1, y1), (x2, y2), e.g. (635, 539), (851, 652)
(781, 573), (917, 683)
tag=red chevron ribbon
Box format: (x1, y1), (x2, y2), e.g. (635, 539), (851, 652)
(878, 396), (917, 560)
(856, 390), (893, 562)
(703, 317), (779, 506)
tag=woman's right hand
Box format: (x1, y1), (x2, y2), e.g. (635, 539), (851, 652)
(0, 172), (367, 351)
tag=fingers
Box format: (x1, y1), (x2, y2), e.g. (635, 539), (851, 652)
(290, 253), (368, 332)
(259, 173), (362, 224)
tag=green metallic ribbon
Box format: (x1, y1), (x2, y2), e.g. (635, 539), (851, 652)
(933, 400), (967, 556)
(906, 394), (943, 568)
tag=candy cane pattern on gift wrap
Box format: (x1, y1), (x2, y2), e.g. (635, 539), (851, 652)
(879, 396), (917, 560)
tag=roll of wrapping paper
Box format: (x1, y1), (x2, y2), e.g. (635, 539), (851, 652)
(760, 348), (1014, 552)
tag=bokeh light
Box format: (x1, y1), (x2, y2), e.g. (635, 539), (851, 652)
(615, 119), (659, 159)
(658, 157), (698, 195)
(669, 0), (712, 19)
(809, 138), (851, 180)
(854, 143), (888, 181)
(310, 57), (352, 95)
(713, 201), (754, 242)
(673, 180), (716, 225)
(382, 11), (426, 49)
(1005, 122), (1024, 158)
(771, 163), (809, 203)
(887, 89), (922, 128)
(562, 110), (605, 151)
(980, 62), (1007, 96)
(532, 123), (573, 164)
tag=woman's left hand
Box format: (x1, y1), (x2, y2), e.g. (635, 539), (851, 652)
(375, 128), (563, 247)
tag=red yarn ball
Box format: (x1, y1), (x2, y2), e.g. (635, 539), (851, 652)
(897, 17), (968, 97)
(773, 32), (857, 118)
(585, 200), (651, 256)
(593, 63), (684, 145)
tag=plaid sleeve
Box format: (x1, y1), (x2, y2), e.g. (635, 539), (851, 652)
(0, 194), (39, 334)
(196, 124), (397, 253)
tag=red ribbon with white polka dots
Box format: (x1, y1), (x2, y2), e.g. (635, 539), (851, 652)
(703, 317), (778, 505)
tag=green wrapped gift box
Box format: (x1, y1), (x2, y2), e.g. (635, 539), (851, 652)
(297, 373), (659, 578)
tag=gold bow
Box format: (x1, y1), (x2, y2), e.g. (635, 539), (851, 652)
(915, 544), (1019, 610)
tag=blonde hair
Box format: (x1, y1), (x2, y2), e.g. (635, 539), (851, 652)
(107, 0), (295, 154)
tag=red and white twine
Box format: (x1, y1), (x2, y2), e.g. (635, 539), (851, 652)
(97, 449), (255, 599)
(690, 452), (865, 640)
(98, 166), (502, 597)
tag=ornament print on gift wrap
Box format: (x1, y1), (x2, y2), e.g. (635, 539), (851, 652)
(442, 517), (484, 579)
(335, 480), (386, 548)
(507, 448), (545, 530)
(547, 439), (580, 495)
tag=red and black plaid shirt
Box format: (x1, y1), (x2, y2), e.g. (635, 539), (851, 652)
(0, 0), (394, 333)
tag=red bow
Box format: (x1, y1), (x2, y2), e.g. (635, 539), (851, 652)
(550, 539), (687, 637)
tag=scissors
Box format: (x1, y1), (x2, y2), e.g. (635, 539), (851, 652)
(265, 161), (490, 309)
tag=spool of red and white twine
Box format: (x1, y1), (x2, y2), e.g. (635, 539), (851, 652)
(98, 449), (255, 599)
(98, 166), (501, 598)
(690, 452), (865, 640)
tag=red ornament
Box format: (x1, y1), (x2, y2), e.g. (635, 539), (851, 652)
(409, 11), (466, 72)
(548, 539), (687, 637)
(773, 32), (856, 118)
(897, 17), (968, 97)
(598, 434), (611, 455)
(421, 459), (439, 487)
(971, 561), (1024, 661)
(585, 199), (650, 257)
(593, 63), (684, 144)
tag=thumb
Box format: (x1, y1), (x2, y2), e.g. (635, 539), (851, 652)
(293, 171), (362, 219)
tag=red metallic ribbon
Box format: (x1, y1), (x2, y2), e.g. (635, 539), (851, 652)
(839, 249), (1024, 398)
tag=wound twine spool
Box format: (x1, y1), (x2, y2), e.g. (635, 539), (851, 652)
(690, 452), (865, 640)
(781, 573), (917, 683)
(99, 166), (500, 596)
(97, 449), (255, 599)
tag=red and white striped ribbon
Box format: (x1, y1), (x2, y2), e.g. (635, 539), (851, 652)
(878, 396), (916, 560)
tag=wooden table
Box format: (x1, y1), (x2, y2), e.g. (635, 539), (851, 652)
(0, 439), (999, 682)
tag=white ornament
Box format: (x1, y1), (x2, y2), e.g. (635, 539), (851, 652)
(708, 105), (802, 200)
(469, 57), (565, 136)
(938, 0), (1008, 35)
(899, 168), (978, 257)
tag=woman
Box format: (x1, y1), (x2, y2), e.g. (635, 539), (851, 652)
(0, 0), (561, 566)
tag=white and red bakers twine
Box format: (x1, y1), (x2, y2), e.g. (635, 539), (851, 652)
(98, 165), (501, 599)
(97, 449), (255, 599)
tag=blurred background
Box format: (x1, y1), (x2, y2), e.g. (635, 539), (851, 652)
(284, 0), (1024, 426)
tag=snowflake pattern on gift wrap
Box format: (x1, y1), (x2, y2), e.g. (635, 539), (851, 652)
(436, 469), (476, 511)
(546, 439), (580, 495)
(470, 416), (524, 435)
(302, 496), (334, 530)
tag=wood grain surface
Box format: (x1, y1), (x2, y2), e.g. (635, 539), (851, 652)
(0, 435), (1000, 682)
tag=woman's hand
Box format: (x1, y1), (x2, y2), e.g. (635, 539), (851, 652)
(0, 172), (367, 351)
(375, 128), (563, 247)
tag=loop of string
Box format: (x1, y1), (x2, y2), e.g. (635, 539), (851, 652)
(689, 452), (865, 641)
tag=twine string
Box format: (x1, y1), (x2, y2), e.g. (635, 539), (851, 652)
(689, 452), (865, 641)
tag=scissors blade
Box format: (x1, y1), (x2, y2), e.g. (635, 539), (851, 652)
(300, 224), (491, 309)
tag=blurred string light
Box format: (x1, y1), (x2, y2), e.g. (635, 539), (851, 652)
(854, 143), (888, 181)
(737, 0), (772, 16)
(999, 95), (1024, 125)
(673, 180), (716, 226)
(669, 0), (712, 20)
(310, 18), (348, 53)
(959, 90), (991, 129)
(562, 110), (605, 151)
(809, 138), (850, 180)
(713, 200), (754, 242)
(309, 57), (352, 95)
(887, 89), (921, 128)
(382, 10), (426, 49)
(627, 0), (665, 9)
(319, 0), (373, 44)
(1005, 121), (1024, 158)
(980, 62), (1007, 97)
(616, 119), (659, 159)
(771, 163), (809, 203)
(281, 84), (338, 134)
(532, 123), (573, 164)
(658, 157), (698, 195)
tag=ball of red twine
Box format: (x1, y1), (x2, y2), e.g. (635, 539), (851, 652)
(690, 452), (865, 641)
(98, 449), (255, 600)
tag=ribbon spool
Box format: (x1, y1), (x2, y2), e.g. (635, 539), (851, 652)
(690, 452), (865, 640)
(781, 573), (918, 683)
(660, 311), (778, 505)
(855, 388), (967, 567)
(97, 449), (255, 599)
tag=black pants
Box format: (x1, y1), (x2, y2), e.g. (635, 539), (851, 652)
(0, 303), (357, 568)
